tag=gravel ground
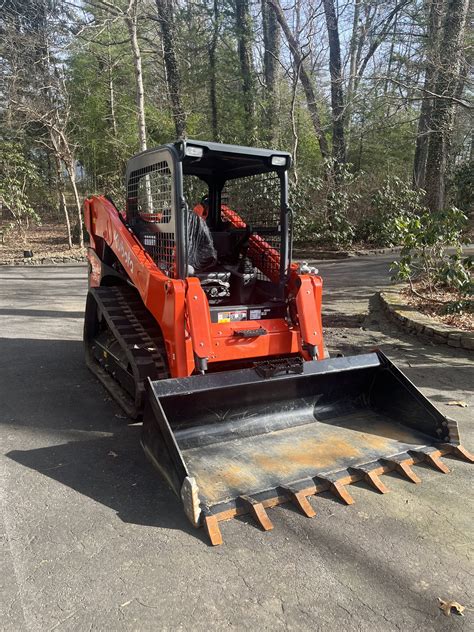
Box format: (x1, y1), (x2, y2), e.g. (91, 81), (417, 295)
(1, 258), (472, 632)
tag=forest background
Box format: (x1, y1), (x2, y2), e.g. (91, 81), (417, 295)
(0, 0), (472, 261)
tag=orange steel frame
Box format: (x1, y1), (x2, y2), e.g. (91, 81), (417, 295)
(84, 195), (325, 378)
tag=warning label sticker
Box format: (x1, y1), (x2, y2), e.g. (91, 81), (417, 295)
(249, 309), (262, 320)
(217, 310), (247, 323)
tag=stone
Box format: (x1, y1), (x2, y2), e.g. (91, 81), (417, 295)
(448, 338), (461, 348)
(461, 336), (474, 350)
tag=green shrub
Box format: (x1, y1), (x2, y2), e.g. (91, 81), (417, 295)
(356, 176), (426, 247)
(390, 206), (471, 296)
(0, 142), (41, 242)
(451, 160), (473, 213)
(290, 161), (359, 248)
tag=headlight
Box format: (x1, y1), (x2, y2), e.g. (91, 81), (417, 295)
(185, 145), (204, 158)
(271, 155), (287, 167)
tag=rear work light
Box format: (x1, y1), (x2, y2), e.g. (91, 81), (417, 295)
(271, 155), (287, 167)
(185, 146), (204, 158)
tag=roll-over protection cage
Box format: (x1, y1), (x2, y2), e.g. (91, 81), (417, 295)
(125, 140), (292, 294)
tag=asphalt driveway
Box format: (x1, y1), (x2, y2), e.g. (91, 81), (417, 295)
(1, 257), (472, 631)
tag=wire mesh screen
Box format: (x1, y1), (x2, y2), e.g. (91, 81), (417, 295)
(139, 231), (176, 277)
(136, 162), (172, 223)
(223, 173), (281, 227)
(222, 173), (283, 282)
(127, 158), (176, 277)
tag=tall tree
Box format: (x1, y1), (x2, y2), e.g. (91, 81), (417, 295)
(413, 0), (443, 188)
(267, 0), (330, 160)
(125, 0), (147, 151)
(3, 0), (83, 246)
(235, 0), (255, 142)
(322, 0), (346, 164)
(155, 0), (187, 138)
(209, 0), (219, 140)
(82, 0), (149, 152)
(424, 0), (469, 211)
(262, 0), (280, 145)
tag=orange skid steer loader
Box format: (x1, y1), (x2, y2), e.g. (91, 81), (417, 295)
(83, 140), (472, 545)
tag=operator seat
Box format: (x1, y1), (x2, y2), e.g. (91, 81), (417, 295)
(187, 211), (217, 271)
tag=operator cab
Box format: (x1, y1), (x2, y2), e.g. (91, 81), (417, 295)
(180, 140), (291, 307)
(125, 140), (292, 310)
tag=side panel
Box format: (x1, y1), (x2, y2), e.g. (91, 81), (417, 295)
(86, 194), (194, 377)
(296, 275), (324, 359)
(87, 248), (102, 288)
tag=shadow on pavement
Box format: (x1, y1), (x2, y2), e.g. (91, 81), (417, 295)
(0, 308), (85, 318)
(6, 431), (208, 544)
(1, 337), (208, 544)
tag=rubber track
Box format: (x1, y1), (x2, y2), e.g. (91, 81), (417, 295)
(86, 285), (169, 418)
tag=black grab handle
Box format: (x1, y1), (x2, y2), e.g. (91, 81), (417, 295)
(233, 328), (267, 338)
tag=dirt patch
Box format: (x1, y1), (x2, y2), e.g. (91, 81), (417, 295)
(401, 283), (473, 332)
(0, 222), (85, 264)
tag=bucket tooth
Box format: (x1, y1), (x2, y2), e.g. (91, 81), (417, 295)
(239, 496), (274, 531)
(282, 486), (317, 518)
(382, 457), (421, 484)
(350, 467), (389, 494)
(332, 481), (355, 505)
(316, 477), (355, 505)
(411, 449), (450, 474)
(203, 514), (223, 546)
(441, 444), (474, 463)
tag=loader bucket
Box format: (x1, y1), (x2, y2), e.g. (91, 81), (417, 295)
(141, 351), (472, 545)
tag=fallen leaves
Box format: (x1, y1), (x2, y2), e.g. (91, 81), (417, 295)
(438, 598), (465, 617)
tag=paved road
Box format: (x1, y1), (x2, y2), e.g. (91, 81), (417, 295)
(1, 258), (472, 631)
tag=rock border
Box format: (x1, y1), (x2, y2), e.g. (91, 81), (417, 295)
(0, 251), (86, 266)
(293, 245), (402, 260)
(379, 285), (473, 352)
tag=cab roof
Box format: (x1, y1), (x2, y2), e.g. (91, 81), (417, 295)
(176, 139), (291, 180)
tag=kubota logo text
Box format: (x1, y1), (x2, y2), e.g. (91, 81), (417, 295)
(113, 230), (134, 273)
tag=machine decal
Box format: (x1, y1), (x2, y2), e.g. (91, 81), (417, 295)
(217, 309), (247, 323)
(113, 229), (134, 274)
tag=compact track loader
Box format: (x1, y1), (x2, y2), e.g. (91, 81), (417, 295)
(84, 140), (472, 545)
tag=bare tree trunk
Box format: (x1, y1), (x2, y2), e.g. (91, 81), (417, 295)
(290, 63), (300, 182)
(323, 0), (346, 165)
(267, 0), (330, 160)
(413, 0), (442, 189)
(54, 153), (72, 249)
(346, 0), (361, 145)
(209, 0), (219, 140)
(155, 0), (187, 138)
(63, 153), (84, 248)
(384, 11), (399, 100)
(354, 0), (411, 94)
(262, 0), (280, 145)
(107, 38), (118, 139)
(126, 0), (147, 152)
(235, 0), (255, 143)
(424, 0), (469, 212)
